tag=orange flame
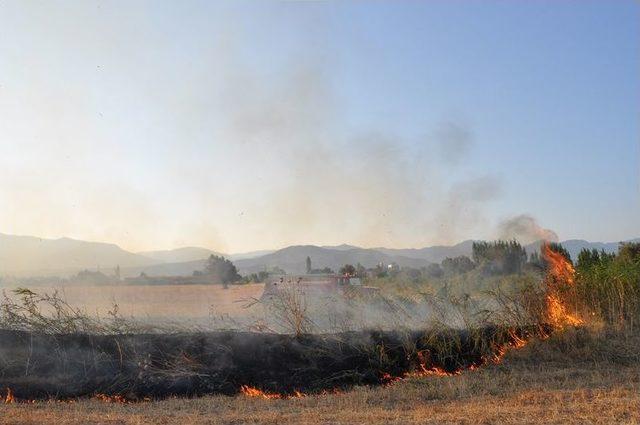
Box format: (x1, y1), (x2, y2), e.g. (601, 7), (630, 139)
(543, 244), (575, 285)
(239, 385), (305, 399)
(93, 393), (130, 403)
(509, 332), (528, 349)
(5, 388), (15, 404)
(413, 365), (460, 377)
(240, 244), (583, 401)
(542, 243), (583, 328)
(380, 372), (402, 384)
(12, 246), (578, 405)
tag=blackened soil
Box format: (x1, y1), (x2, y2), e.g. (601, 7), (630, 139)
(0, 326), (542, 400)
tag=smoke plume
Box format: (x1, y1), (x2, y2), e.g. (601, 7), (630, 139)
(497, 214), (558, 244)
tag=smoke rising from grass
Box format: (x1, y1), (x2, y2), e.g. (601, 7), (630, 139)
(497, 214), (559, 244)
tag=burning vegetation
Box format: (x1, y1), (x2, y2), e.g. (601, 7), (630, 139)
(1, 241), (638, 403)
(543, 243), (584, 329)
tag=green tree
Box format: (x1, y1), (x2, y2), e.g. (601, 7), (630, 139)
(204, 255), (241, 287)
(547, 242), (572, 264)
(339, 264), (356, 276)
(425, 263), (443, 278)
(618, 242), (640, 263)
(472, 240), (527, 275)
(577, 248), (601, 270)
(305, 256), (312, 274)
(441, 256), (475, 275)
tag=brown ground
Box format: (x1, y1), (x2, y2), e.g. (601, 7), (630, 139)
(2, 329), (639, 425)
(5, 284), (265, 320)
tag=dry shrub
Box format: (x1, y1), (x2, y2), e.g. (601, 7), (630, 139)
(245, 277), (316, 336)
(6, 268), (630, 402)
(0, 288), (153, 335)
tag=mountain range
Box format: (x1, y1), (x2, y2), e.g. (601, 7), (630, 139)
(0, 233), (156, 276)
(138, 247), (223, 264)
(0, 232), (637, 278)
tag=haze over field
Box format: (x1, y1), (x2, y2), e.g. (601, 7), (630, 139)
(0, 1), (638, 254)
(0, 4), (639, 425)
(1, 231), (637, 278)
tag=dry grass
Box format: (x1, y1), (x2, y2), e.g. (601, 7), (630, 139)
(2, 252), (639, 424)
(2, 328), (639, 425)
(3, 284), (265, 320)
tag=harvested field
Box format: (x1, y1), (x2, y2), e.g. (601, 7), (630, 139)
(3, 284), (265, 321)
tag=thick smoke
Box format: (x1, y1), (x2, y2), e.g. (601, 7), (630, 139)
(497, 214), (558, 244)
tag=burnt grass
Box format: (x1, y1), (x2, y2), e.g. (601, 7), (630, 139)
(0, 326), (543, 400)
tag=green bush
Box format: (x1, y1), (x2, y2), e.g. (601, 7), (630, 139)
(575, 243), (640, 331)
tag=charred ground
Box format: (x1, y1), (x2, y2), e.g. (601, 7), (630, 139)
(1, 327), (638, 425)
(0, 325), (542, 400)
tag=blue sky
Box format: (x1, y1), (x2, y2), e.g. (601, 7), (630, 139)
(0, 1), (637, 252)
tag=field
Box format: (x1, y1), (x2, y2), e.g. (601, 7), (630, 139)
(2, 328), (639, 424)
(2, 244), (639, 424)
(2, 284), (265, 321)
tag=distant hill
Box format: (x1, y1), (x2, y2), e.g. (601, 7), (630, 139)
(558, 238), (640, 261)
(233, 245), (431, 275)
(138, 247), (222, 264)
(228, 250), (276, 261)
(2, 232), (638, 278)
(321, 244), (362, 251)
(373, 240), (475, 263)
(123, 258), (209, 278)
(525, 238), (640, 262)
(234, 238), (640, 275)
(0, 233), (156, 276)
